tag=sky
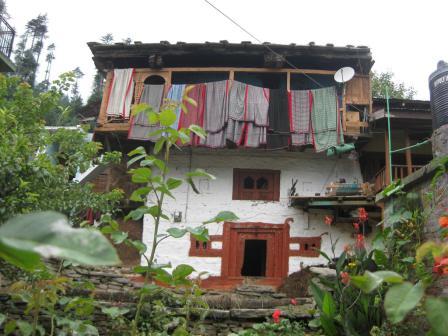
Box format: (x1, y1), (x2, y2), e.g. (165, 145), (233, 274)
(7, 0), (448, 101)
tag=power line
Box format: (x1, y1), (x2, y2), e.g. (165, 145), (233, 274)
(202, 0), (367, 115)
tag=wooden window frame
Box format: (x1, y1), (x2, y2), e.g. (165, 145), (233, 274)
(232, 168), (280, 201)
(288, 236), (322, 258)
(189, 235), (223, 257)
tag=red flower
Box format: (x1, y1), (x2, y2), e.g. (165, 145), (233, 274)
(355, 234), (365, 249)
(439, 216), (448, 229)
(290, 298), (297, 306)
(433, 256), (448, 275)
(324, 215), (333, 226)
(353, 222), (360, 232)
(340, 271), (350, 285)
(272, 309), (281, 323)
(358, 208), (368, 223)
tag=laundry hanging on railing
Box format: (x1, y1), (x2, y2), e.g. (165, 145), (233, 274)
(106, 68), (135, 118)
(166, 84), (186, 130)
(199, 80), (229, 148)
(177, 84), (206, 146)
(289, 89), (313, 146)
(267, 89), (290, 149)
(310, 86), (343, 152)
(226, 81), (269, 148)
(128, 84), (164, 141)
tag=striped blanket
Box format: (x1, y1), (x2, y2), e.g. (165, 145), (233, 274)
(106, 68), (135, 119)
(166, 84), (186, 130)
(289, 90), (312, 146)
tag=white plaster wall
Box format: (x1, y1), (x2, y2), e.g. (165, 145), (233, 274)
(142, 149), (370, 276)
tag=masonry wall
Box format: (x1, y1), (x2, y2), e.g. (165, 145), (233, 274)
(142, 149), (367, 277)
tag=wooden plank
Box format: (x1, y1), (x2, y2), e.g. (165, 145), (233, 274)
(385, 130), (391, 185)
(95, 122), (130, 132)
(135, 67), (337, 75)
(286, 71), (291, 92)
(345, 76), (370, 105)
(229, 70), (234, 81)
(405, 132), (413, 175)
(98, 71), (113, 125)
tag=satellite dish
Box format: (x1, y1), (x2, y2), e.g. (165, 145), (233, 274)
(334, 67), (355, 83)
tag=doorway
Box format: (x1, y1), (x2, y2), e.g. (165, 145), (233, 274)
(221, 222), (289, 279)
(241, 240), (267, 276)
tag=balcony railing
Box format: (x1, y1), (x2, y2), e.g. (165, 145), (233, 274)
(373, 164), (424, 192)
(0, 15), (15, 58)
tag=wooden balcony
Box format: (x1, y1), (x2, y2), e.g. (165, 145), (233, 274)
(373, 164), (424, 192)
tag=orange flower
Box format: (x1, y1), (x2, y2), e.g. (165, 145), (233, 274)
(439, 216), (448, 228)
(340, 271), (350, 285)
(353, 222), (360, 232)
(343, 244), (352, 253)
(290, 298), (297, 305)
(355, 234), (365, 249)
(324, 215), (334, 226)
(272, 309), (281, 323)
(358, 208), (368, 223)
(433, 256), (448, 275)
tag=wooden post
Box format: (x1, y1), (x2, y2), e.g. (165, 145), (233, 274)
(286, 71), (291, 92)
(385, 130), (391, 185)
(97, 71), (113, 125)
(405, 132), (413, 175)
(229, 70), (234, 81)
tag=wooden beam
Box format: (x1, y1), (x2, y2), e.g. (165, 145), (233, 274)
(98, 71), (113, 125)
(385, 130), (391, 185)
(134, 67), (337, 75)
(405, 132), (413, 175)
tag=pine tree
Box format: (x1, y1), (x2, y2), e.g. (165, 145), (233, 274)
(14, 14), (48, 86)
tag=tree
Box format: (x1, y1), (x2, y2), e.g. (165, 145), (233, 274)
(14, 14), (49, 86)
(0, 73), (123, 224)
(371, 71), (417, 99)
(100, 33), (114, 45)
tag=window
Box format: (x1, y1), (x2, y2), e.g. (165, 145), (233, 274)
(233, 169), (280, 201)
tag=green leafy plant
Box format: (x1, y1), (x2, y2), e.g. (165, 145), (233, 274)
(232, 319), (306, 336)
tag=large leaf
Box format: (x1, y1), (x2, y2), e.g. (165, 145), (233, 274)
(131, 167), (152, 184)
(185, 168), (216, 180)
(203, 211), (239, 224)
(172, 264), (195, 280)
(167, 228), (187, 238)
(166, 177), (183, 190)
(384, 281), (424, 324)
(351, 271), (403, 293)
(159, 109), (177, 127)
(426, 297), (448, 336)
(0, 212), (120, 268)
(322, 292), (336, 318)
(309, 279), (325, 310)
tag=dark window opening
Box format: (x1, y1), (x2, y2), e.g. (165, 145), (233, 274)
(172, 72), (229, 84)
(243, 176), (255, 189)
(241, 240), (267, 277)
(256, 177), (268, 190)
(304, 243), (309, 250)
(202, 242), (208, 249)
(195, 241), (200, 249)
(144, 75), (165, 85)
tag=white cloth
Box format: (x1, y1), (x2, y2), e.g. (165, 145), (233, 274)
(106, 68), (135, 118)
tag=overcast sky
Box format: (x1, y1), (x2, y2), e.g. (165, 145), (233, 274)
(7, 0), (447, 101)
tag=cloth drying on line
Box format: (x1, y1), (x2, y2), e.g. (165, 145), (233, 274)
(128, 84), (164, 141)
(106, 68), (135, 118)
(177, 84), (206, 146)
(289, 89), (313, 146)
(311, 86), (343, 152)
(267, 89), (290, 149)
(166, 84), (186, 130)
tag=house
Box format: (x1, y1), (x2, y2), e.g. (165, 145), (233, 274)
(0, 15), (15, 72)
(88, 41), (385, 289)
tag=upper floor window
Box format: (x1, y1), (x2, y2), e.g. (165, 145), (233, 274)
(233, 169), (280, 201)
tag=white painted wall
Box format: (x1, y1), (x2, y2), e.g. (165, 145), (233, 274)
(142, 149), (369, 277)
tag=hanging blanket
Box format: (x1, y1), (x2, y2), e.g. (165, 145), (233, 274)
(166, 84), (186, 130)
(128, 84), (164, 141)
(106, 68), (135, 118)
(267, 89), (290, 148)
(227, 81), (269, 147)
(203, 80), (229, 133)
(177, 84), (206, 146)
(289, 90), (312, 146)
(310, 86), (343, 152)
